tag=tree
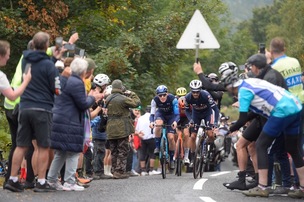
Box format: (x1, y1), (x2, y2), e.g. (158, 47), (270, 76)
(0, 0), (70, 79)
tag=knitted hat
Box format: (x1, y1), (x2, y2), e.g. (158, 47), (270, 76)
(85, 58), (97, 70)
(112, 79), (123, 90)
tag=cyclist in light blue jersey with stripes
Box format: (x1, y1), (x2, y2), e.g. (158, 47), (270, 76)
(220, 65), (304, 199)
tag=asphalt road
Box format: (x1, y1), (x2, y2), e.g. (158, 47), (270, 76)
(0, 159), (303, 202)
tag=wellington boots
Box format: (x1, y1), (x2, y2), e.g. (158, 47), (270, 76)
(223, 171), (247, 190)
(246, 173), (258, 189)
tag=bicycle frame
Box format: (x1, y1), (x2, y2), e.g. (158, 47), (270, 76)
(159, 125), (169, 163)
(175, 125), (188, 176)
(155, 124), (171, 179)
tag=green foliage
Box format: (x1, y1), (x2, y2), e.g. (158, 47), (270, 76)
(221, 105), (239, 121)
(0, 111), (11, 159)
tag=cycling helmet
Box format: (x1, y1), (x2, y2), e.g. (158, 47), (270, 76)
(218, 62), (239, 87)
(93, 74), (111, 87)
(189, 79), (202, 91)
(208, 73), (218, 81)
(176, 87), (187, 96)
(156, 85), (168, 94)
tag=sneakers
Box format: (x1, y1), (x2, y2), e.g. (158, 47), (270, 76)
(149, 170), (161, 175)
(23, 180), (35, 189)
(130, 169), (140, 177)
(184, 158), (190, 165)
(288, 189), (304, 199)
(271, 186), (290, 195)
(154, 148), (160, 155)
(141, 171), (149, 176)
(77, 177), (91, 184)
(223, 171), (247, 190)
(93, 173), (112, 180)
(33, 182), (56, 192)
(246, 173), (258, 189)
(63, 182), (84, 191)
(170, 161), (175, 170)
(49, 181), (71, 191)
(242, 186), (269, 197)
(189, 160), (194, 168)
(77, 181), (90, 188)
(113, 172), (129, 179)
(4, 179), (24, 192)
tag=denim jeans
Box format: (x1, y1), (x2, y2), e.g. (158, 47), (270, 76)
(92, 139), (106, 175)
(47, 150), (80, 184)
(267, 135), (291, 187)
(132, 152), (139, 171)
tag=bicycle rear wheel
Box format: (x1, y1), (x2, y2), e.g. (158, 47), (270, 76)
(160, 137), (166, 179)
(176, 139), (182, 176)
(193, 141), (202, 179)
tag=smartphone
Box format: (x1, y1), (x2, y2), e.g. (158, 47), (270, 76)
(63, 43), (75, 51)
(259, 43), (265, 54)
(24, 63), (31, 74)
(55, 37), (63, 49)
(79, 49), (85, 57)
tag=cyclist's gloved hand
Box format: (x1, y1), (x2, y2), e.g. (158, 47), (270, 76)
(189, 119), (194, 126)
(171, 121), (177, 129)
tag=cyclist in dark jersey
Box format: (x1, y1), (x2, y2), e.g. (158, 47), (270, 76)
(149, 85), (179, 170)
(185, 79), (219, 166)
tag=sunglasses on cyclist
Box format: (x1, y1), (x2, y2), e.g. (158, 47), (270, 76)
(158, 94), (167, 98)
(191, 91), (200, 94)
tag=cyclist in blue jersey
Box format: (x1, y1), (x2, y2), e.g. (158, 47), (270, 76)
(149, 85), (179, 170)
(220, 68), (304, 198)
(185, 80), (220, 167)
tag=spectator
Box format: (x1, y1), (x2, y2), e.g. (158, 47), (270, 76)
(105, 79), (140, 179)
(0, 40), (32, 101)
(135, 105), (161, 176)
(4, 31), (61, 192)
(2, 40), (34, 189)
(47, 58), (101, 191)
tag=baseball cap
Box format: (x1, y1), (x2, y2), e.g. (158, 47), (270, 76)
(246, 54), (267, 69)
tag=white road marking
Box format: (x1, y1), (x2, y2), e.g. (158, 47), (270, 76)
(209, 171), (231, 177)
(200, 196), (217, 202)
(193, 178), (208, 190)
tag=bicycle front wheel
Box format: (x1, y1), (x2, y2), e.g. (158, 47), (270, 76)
(193, 141), (202, 179)
(160, 137), (166, 179)
(200, 144), (206, 178)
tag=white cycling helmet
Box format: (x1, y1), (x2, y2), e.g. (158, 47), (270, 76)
(189, 79), (202, 91)
(218, 62), (239, 87)
(93, 74), (111, 87)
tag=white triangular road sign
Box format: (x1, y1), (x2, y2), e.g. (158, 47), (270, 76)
(176, 10), (220, 49)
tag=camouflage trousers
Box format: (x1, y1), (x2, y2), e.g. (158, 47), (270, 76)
(108, 137), (130, 174)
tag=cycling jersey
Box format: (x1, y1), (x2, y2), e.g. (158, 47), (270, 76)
(185, 90), (219, 126)
(178, 96), (187, 118)
(149, 93), (179, 123)
(271, 55), (304, 103)
(238, 78), (302, 118)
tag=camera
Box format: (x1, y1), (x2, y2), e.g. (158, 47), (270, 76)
(55, 37), (63, 49)
(63, 43), (76, 51)
(259, 43), (265, 54)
